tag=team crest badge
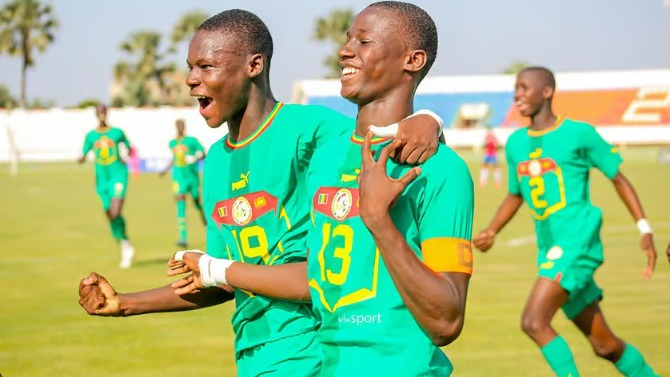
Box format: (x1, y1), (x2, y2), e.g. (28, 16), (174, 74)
(331, 189), (353, 220)
(232, 197), (253, 225)
(528, 160), (542, 176)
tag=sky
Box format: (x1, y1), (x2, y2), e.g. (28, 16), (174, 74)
(0, 0), (667, 107)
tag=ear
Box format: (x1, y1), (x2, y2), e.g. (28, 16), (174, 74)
(542, 85), (554, 100)
(403, 49), (427, 74)
(247, 53), (265, 78)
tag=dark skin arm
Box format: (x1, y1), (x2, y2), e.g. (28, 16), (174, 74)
(611, 172), (657, 276)
(167, 258), (310, 302)
(78, 272), (233, 317)
(357, 133), (469, 347)
(381, 113), (441, 164)
(473, 194), (524, 252)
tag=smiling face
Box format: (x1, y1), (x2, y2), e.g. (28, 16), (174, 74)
(514, 70), (553, 118)
(185, 29), (252, 128)
(338, 7), (409, 105)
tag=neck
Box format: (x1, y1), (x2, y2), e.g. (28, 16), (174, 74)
(97, 121), (108, 130)
(227, 85), (277, 142)
(354, 87), (415, 136)
(529, 105), (557, 131)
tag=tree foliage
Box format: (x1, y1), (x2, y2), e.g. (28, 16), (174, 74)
(313, 8), (354, 78)
(0, 0), (58, 108)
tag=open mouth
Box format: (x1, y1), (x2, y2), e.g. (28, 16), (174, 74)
(196, 96), (213, 110)
(341, 67), (360, 79)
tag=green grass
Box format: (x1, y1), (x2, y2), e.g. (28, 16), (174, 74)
(0, 146), (668, 377)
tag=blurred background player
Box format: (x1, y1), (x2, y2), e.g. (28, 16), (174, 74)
(168, 2), (472, 376)
(474, 66), (659, 377)
(127, 146), (141, 178)
(78, 103), (135, 269)
(479, 128), (501, 187)
(159, 118), (206, 248)
(78, 8), (442, 377)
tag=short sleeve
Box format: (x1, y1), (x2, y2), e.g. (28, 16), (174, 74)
(505, 139), (520, 195)
(82, 132), (93, 155)
(583, 125), (622, 179)
(418, 153), (474, 274)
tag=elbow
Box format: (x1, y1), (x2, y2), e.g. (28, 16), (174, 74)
(429, 317), (465, 347)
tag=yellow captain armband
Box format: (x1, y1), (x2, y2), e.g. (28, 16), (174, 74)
(421, 238), (473, 275)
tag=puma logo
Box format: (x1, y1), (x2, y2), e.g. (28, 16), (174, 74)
(232, 171), (250, 190)
(529, 148), (543, 159)
(341, 169), (360, 183)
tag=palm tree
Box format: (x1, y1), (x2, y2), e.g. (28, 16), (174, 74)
(0, 0), (58, 108)
(115, 30), (175, 106)
(170, 10), (208, 52)
(313, 8), (354, 78)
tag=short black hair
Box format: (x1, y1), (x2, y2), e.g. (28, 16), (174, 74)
(198, 9), (273, 61)
(367, 1), (438, 81)
(519, 66), (556, 90)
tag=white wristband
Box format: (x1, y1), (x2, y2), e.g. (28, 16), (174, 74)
(198, 254), (234, 287)
(368, 109), (444, 138)
(636, 219), (653, 235)
(412, 109), (444, 136)
(174, 249), (204, 261)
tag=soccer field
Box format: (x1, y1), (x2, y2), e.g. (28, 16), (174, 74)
(0, 146), (668, 377)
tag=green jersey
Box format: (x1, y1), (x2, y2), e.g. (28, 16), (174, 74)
(82, 127), (131, 178)
(306, 133), (474, 377)
(505, 117), (622, 259)
(203, 102), (353, 356)
(169, 136), (204, 182)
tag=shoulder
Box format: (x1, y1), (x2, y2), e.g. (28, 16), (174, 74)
(421, 145), (473, 185)
(204, 137), (226, 161)
(281, 103), (352, 124)
(562, 118), (593, 132)
(312, 132), (350, 158)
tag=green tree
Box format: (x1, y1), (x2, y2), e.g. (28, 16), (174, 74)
(170, 10), (208, 52)
(114, 30), (174, 107)
(0, 84), (18, 108)
(313, 8), (354, 78)
(0, 0), (58, 108)
(502, 60), (531, 75)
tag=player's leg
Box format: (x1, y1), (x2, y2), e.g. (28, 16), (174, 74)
(479, 160), (490, 186)
(109, 176), (133, 269)
(173, 180), (188, 247)
(190, 179), (206, 226)
(521, 277), (580, 377)
(572, 299), (660, 377)
(492, 160), (502, 187)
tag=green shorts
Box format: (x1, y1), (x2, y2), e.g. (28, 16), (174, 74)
(172, 178), (200, 198)
(537, 240), (604, 319)
(236, 331), (320, 377)
(96, 173), (128, 210)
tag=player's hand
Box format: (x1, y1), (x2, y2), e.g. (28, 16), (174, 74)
(358, 132), (421, 229)
(77, 156), (86, 164)
(640, 233), (657, 279)
(665, 242), (670, 265)
(167, 251), (205, 295)
(473, 229), (496, 252)
(390, 113), (440, 165)
(184, 155), (198, 164)
(78, 272), (122, 316)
